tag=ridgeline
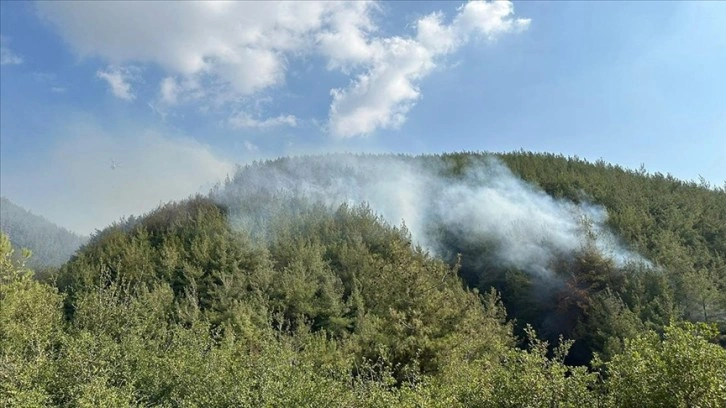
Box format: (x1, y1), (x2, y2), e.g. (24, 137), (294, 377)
(2, 152), (725, 407)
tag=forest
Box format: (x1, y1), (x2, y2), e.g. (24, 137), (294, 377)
(0, 197), (88, 270)
(1, 151), (725, 407)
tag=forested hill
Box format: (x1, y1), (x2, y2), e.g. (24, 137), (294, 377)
(216, 152), (726, 361)
(0, 197), (88, 268)
(2, 151), (725, 407)
(497, 151), (726, 274)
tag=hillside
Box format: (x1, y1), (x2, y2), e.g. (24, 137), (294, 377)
(2, 151), (725, 407)
(218, 153), (726, 341)
(0, 197), (88, 269)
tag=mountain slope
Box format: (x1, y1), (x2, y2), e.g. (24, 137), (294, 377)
(58, 152), (726, 363)
(218, 153), (726, 346)
(0, 197), (88, 268)
(4, 151), (725, 407)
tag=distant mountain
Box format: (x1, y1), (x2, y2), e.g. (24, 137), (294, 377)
(0, 197), (88, 268)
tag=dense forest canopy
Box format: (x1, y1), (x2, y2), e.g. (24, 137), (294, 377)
(2, 151), (725, 406)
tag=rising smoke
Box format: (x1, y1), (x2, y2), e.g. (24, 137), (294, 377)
(216, 153), (651, 280)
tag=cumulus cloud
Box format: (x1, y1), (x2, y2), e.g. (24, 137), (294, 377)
(0, 36), (23, 65)
(327, 37), (436, 137)
(316, 1), (379, 71)
(327, 1), (530, 137)
(37, 2), (360, 96)
(96, 65), (138, 100)
(38, 1), (529, 137)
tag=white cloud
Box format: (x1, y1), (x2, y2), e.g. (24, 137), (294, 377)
(96, 65), (138, 100)
(454, 0), (530, 39)
(327, 1), (530, 138)
(328, 37), (434, 137)
(38, 1), (529, 137)
(416, 12), (459, 54)
(51, 86), (67, 93)
(229, 113), (298, 129)
(316, 2), (379, 71)
(0, 36), (23, 65)
(37, 2), (366, 98)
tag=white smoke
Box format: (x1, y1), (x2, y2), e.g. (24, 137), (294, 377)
(219, 154), (650, 277)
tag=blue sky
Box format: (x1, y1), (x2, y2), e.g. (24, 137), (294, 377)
(1, 1), (724, 234)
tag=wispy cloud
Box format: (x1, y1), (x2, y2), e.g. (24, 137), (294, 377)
(160, 76), (180, 105)
(96, 65), (138, 101)
(229, 113), (298, 129)
(244, 141), (259, 153)
(31, 72), (67, 94)
(0, 36), (23, 65)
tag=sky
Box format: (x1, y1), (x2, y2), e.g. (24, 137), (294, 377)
(1, 1), (724, 235)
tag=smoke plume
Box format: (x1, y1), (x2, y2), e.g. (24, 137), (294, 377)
(217, 154), (650, 279)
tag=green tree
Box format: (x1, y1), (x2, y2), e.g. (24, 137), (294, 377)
(601, 322), (726, 407)
(0, 233), (65, 406)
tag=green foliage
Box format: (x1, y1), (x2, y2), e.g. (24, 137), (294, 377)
(1, 233), (65, 407)
(435, 152), (725, 362)
(56, 197), (275, 333)
(600, 322), (726, 407)
(2, 151), (726, 406)
(498, 151), (726, 329)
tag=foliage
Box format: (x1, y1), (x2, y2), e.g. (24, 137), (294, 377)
(2, 151), (725, 406)
(599, 322), (726, 408)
